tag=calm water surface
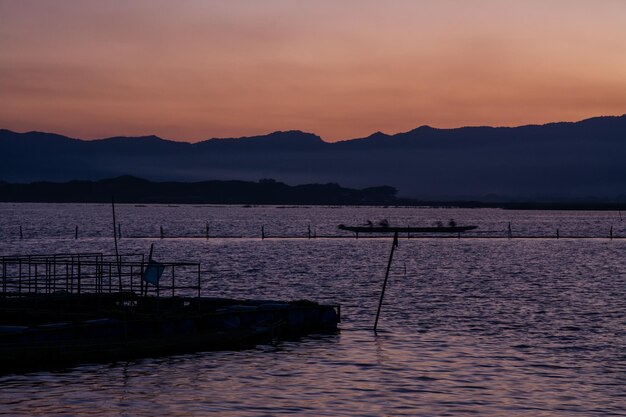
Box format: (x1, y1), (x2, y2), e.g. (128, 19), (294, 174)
(0, 204), (625, 416)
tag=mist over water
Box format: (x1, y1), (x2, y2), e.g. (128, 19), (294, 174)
(1, 204), (625, 416)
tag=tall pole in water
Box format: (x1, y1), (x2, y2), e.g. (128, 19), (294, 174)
(374, 232), (399, 332)
(112, 197), (122, 288)
(112, 197), (128, 338)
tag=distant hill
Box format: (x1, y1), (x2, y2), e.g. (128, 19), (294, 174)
(2, 115), (626, 201)
(0, 176), (405, 205)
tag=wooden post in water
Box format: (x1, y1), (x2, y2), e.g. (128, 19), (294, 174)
(19, 225), (23, 240)
(206, 222), (209, 240)
(171, 264), (176, 297)
(507, 222), (513, 239)
(308, 224), (311, 240)
(142, 243), (154, 296)
(75, 225), (78, 240)
(374, 232), (399, 332)
(160, 225), (164, 239)
(261, 225), (265, 240)
(111, 197), (122, 291)
(610, 225), (613, 240)
(556, 229), (560, 239)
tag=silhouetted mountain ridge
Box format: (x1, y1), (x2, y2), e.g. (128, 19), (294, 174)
(1, 115), (625, 201)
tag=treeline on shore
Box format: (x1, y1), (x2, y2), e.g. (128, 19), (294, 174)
(0, 176), (405, 205)
(1, 176), (625, 210)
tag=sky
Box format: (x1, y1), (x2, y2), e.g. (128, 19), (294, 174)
(1, 0), (625, 142)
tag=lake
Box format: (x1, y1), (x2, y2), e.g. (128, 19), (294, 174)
(1, 204), (625, 416)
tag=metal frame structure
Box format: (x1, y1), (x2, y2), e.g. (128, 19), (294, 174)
(0, 252), (201, 299)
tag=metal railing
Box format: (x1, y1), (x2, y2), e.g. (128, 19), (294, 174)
(1, 252), (201, 298)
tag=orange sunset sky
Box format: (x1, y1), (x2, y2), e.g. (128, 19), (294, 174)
(1, 0), (625, 142)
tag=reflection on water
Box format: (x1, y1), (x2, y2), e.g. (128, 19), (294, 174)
(0, 205), (625, 415)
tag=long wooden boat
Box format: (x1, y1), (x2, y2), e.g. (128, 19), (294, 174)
(338, 225), (477, 234)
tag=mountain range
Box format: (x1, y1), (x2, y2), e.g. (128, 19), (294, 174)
(2, 115), (625, 201)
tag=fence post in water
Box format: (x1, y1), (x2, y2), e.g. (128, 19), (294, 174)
(142, 243), (155, 297)
(556, 229), (560, 239)
(374, 232), (399, 332)
(261, 225), (265, 240)
(308, 224), (311, 240)
(610, 225), (613, 240)
(2, 259), (6, 296)
(172, 265), (176, 297)
(196, 264), (201, 299)
(160, 225), (164, 239)
(112, 197), (122, 290)
(19, 225), (23, 240)
(75, 225), (78, 240)
(77, 259), (81, 294)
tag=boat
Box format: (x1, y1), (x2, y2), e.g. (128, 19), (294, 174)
(338, 225), (477, 234)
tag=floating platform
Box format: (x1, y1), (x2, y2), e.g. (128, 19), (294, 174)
(0, 293), (339, 374)
(0, 253), (340, 374)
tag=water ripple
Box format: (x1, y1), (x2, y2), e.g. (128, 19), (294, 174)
(1, 205), (625, 415)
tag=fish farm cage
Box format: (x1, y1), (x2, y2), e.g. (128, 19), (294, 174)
(0, 252), (202, 299)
